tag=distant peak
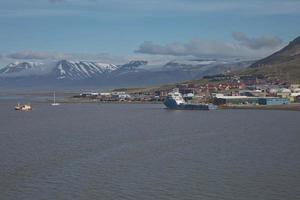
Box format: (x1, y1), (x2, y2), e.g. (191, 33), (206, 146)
(57, 59), (72, 64)
(6, 61), (43, 68)
(127, 60), (148, 66)
(120, 60), (148, 69)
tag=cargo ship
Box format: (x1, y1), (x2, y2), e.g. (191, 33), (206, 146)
(164, 91), (217, 110)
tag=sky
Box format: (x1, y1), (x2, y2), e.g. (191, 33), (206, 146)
(0, 0), (300, 65)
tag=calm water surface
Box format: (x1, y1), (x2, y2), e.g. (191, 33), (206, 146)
(0, 101), (299, 200)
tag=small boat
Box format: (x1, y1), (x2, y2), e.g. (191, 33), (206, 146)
(51, 92), (60, 106)
(15, 103), (32, 111)
(15, 103), (22, 110)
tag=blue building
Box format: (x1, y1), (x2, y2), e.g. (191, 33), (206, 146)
(258, 98), (289, 105)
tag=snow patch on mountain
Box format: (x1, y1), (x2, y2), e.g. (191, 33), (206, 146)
(113, 60), (148, 75)
(0, 61), (53, 77)
(53, 60), (119, 80)
(0, 58), (254, 87)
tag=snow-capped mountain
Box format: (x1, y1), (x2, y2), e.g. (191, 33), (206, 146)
(118, 60), (148, 70)
(53, 60), (118, 80)
(0, 61), (45, 76)
(0, 60), (119, 80)
(161, 59), (253, 75)
(0, 58), (254, 88)
(113, 60), (148, 75)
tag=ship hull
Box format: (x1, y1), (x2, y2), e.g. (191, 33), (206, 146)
(164, 98), (217, 110)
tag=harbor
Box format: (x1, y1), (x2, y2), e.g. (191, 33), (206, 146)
(66, 81), (300, 111)
(3, 87), (300, 112)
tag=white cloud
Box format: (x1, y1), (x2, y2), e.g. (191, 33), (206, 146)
(0, 50), (176, 69)
(7, 51), (65, 60)
(232, 32), (282, 50)
(135, 33), (284, 59)
(2, 50), (128, 65)
(1, 32), (285, 67)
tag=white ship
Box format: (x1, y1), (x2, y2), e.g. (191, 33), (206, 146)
(164, 91), (217, 110)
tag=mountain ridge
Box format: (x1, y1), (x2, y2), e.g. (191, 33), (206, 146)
(247, 36), (300, 83)
(0, 58), (253, 88)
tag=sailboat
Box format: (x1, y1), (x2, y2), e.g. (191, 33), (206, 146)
(51, 92), (60, 106)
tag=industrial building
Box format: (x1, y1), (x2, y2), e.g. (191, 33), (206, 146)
(213, 95), (259, 105)
(213, 94), (289, 105)
(258, 98), (289, 105)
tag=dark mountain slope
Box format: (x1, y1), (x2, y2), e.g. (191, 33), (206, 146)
(246, 36), (300, 83)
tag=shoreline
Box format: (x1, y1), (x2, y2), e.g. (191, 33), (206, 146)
(220, 104), (300, 111)
(1, 95), (299, 111)
(64, 98), (300, 111)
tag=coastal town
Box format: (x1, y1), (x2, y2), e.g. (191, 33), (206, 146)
(72, 74), (300, 110)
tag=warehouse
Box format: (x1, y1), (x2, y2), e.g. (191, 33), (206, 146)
(213, 94), (289, 105)
(258, 98), (289, 105)
(213, 94), (259, 105)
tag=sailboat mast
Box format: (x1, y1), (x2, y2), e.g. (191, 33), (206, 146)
(51, 91), (60, 106)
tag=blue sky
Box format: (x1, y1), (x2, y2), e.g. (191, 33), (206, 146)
(0, 0), (300, 64)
